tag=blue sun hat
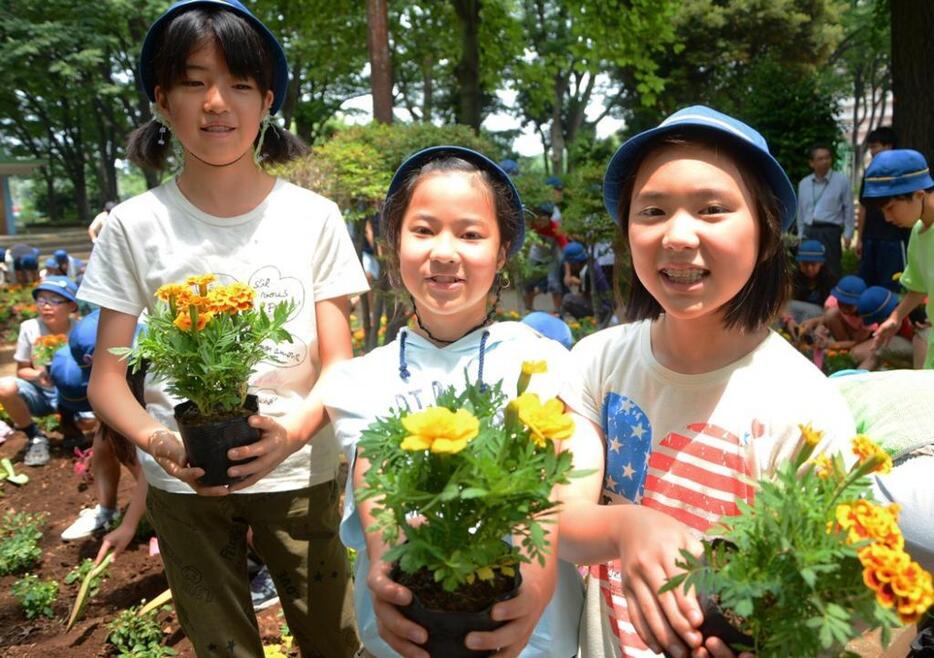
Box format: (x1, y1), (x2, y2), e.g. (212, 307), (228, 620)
(386, 145), (525, 255)
(796, 240), (827, 263)
(32, 275), (78, 304)
(862, 149), (934, 198)
(603, 105), (797, 230)
(857, 286), (898, 325)
(521, 311), (574, 350)
(563, 242), (587, 264)
(139, 0), (289, 115)
(831, 275), (866, 306)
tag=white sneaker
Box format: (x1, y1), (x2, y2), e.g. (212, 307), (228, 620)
(61, 505), (114, 541)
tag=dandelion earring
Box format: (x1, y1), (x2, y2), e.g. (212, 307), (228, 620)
(253, 114), (272, 166)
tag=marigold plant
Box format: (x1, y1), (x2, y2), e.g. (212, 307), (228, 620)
(32, 333), (67, 367)
(357, 363), (577, 592)
(663, 431), (933, 657)
(113, 274), (293, 418)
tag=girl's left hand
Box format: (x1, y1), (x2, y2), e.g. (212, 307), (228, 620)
(463, 560), (557, 657)
(225, 414), (303, 492)
(692, 636), (754, 658)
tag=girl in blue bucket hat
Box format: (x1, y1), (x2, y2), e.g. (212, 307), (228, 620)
(323, 146), (583, 658)
(557, 106), (856, 658)
(77, 2), (368, 655)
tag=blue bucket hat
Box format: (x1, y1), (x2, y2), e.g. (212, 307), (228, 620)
(499, 159), (519, 176)
(53, 248), (69, 264)
(545, 175), (563, 190)
(857, 286), (898, 325)
(44, 257), (58, 270)
(521, 311), (574, 349)
(33, 275), (78, 304)
(386, 145), (525, 256)
(603, 105), (797, 230)
(139, 0), (289, 115)
(563, 242), (587, 264)
(796, 239), (826, 263)
(831, 275), (866, 306)
(862, 149), (934, 199)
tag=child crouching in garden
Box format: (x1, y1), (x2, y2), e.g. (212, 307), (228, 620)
(78, 1), (366, 655)
(556, 107), (856, 658)
(323, 146), (583, 658)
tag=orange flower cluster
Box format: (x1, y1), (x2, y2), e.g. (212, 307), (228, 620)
(852, 434), (893, 474)
(835, 500), (934, 623)
(155, 276), (256, 333)
(34, 333), (67, 351)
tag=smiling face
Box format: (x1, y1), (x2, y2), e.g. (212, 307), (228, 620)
(155, 39), (272, 169)
(627, 143), (760, 324)
(399, 171), (505, 339)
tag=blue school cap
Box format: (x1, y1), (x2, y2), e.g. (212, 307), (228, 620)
(499, 159), (519, 176)
(857, 286), (898, 325)
(18, 254), (39, 270)
(831, 275), (866, 306)
(44, 257), (58, 270)
(139, 0), (289, 115)
(53, 248), (69, 264)
(545, 175), (563, 190)
(33, 275), (78, 303)
(521, 311), (574, 349)
(603, 105), (797, 230)
(796, 240), (826, 263)
(563, 242), (587, 264)
(862, 149), (934, 198)
(386, 145), (525, 255)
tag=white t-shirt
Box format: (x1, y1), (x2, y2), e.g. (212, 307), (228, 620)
(78, 177), (369, 494)
(15, 317), (77, 378)
(323, 322), (583, 658)
(561, 319), (856, 658)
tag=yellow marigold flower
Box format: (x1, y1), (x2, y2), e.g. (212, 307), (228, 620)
(798, 422), (824, 447)
(521, 360), (548, 376)
(400, 407), (479, 455)
(155, 283), (188, 303)
(811, 453), (835, 479)
(224, 282), (255, 312)
(511, 392), (574, 447)
(185, 274), (216, 288)
(837, 500), (904, 550)
(852, 434), (893, 474)
(205, 288), (232, 313)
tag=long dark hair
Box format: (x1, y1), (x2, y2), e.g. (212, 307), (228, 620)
(127, 7), (305, 171)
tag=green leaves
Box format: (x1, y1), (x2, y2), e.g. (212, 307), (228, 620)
(107, 603), (177, 658)
(357, 379), (574, 592)
(11, 574), (58, 620)
(0, 511), (46, 576)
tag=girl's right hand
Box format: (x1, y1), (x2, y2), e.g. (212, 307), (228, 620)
(94, 522), (134, 565)
(872, 317), (899, 351)
(617, 506), (705, 658)
(367, 557), (429, 658)
(147, 430), (227, 496)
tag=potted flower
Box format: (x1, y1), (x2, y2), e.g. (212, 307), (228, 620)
(357, 362), (576, 657)
(114, 274), (293, 486)
(662, 427), (934, 657)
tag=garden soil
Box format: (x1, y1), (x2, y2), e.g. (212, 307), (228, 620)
(0, 430), (293, 657)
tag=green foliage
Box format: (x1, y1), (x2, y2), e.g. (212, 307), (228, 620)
(64, 557), (108, 598)
(116, 280), (293, 417)
(357, 369), (577, 592)
(107, 605), (177, 658)
(662, 440), (904, 657)
(11, 573), (58, 619)
(0, 511), (46, 575)
(279, 122), (497, 224)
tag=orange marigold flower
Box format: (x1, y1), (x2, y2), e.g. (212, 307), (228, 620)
(155, 283), (188, 303)
(174, 309), (213, 332)
(224, 282), (255, 312)
(185, 274), (216, 288)
(837, 501), (904, 550)
(851, 434), (893, 474)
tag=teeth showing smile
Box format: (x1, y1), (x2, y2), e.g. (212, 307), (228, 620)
(661, 268), (707, 284)
(429, 275), (462, 283)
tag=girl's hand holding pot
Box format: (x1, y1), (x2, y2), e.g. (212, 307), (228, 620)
(225, 414), (304, 492)
(148, 429), (226, 496)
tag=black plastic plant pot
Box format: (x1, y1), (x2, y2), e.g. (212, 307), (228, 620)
(173, 394), (260, 487)
(392, 565), (522, 658)
(697, 591), (754, 654)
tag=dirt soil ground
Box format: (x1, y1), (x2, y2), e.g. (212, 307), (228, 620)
(0, 430), (289, 657)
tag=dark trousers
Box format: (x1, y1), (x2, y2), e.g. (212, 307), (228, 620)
(805, 223), (844, 280)
(858, 238), (907, 292)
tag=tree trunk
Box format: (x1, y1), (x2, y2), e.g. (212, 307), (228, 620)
(452, 0), (482, 131)
(367, 0), (393, 124)
(550, 72), (568, 176)
(890, 0), (934, 165)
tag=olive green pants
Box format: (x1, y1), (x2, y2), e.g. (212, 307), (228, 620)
(147, 481), (359, 658)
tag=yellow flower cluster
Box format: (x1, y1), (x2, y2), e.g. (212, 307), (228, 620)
(400, 407), (479, 455)
(834, 499), (934, 623)
(851, 435), (893, 474)
(798, 422), (825, 447)
(811, 453), (835, 480)
(155, 276), (257, 333)
(510, 392), (574, 447)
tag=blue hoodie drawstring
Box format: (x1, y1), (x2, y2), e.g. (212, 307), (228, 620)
(397, 329), (491, 388)
(398, 330), (411, 381)
(477, 330), (490, 391)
